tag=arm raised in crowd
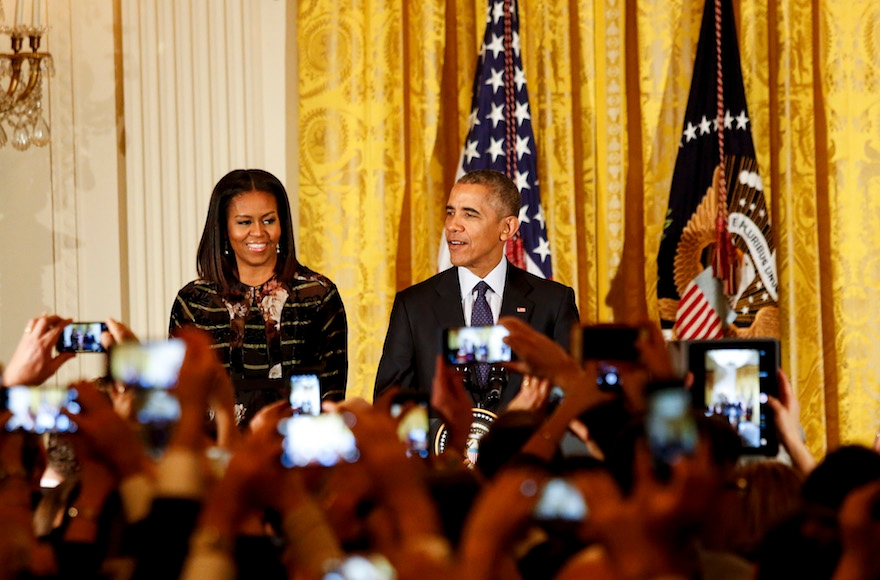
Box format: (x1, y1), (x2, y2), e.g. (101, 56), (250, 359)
(560, 443), (719, 580)
(499, 316), (614, 461)
(132, 327), (242, 580)
(181, 400), (343, 580)
(430, 357), (474, 461)
(329, 397), (456, 580)
(457, 465), (547, 580)
(768, 368), (817, 476)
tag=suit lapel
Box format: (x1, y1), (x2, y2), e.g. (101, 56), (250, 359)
(431, 268), (466, 329)
(500, 266), (535, 322)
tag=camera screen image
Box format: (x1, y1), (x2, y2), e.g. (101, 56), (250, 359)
(134, 389), (181, 425)
(280, 414), (360, 468)
(595, 361), (622, 392)
(444, 324), (511, 365)
(646, 388), (697, 465)
(533, 478), (588, 522)
(57, 322), (106, 353)
(4, 385), (80, 433)
(289, 374), (321, 416)
(395, 404), (429, 459)
(325, 554), (396, 580)
(703, 348), (765, 449)
(110, 340), (186, 389)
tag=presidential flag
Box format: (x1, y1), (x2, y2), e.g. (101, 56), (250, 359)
(437, 0), (552, 279)
(656, 0), (779, 339)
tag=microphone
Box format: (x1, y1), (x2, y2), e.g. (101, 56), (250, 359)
(484, 365), (508, 407)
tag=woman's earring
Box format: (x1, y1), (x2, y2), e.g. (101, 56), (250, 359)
(276, 244), (281, 254)
(224, 242), (230, 256)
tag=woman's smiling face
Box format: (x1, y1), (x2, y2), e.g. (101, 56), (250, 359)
(226, 189), (281, 284)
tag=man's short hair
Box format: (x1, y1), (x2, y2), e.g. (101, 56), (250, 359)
(457, 170), (521, 219)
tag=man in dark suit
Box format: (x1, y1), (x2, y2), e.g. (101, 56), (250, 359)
(374, 170), (579, 408)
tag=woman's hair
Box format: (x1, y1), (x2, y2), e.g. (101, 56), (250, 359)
(704, 459), (804, 560)
(196, 169), (298, 288)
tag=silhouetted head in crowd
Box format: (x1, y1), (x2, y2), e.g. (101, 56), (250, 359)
(425, 469), (482, 548)
(197, 169), (298, 290)
(477, 410), (564, 480)
(604, 413), (741, 494)
(757, 445), (880, 579)
(704, 459), (804, 561)
(801, 444), (880, 510)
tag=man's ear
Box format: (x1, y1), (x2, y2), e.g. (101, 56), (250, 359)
(499, 216), (520, 242)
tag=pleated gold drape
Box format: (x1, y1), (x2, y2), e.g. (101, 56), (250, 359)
(293, 0), (880, 457)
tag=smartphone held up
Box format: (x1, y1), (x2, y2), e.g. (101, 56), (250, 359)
(109, 339), (186, 456)
(390, 391), (430, 459)
(279, 413), (360, 468)
(2, 385), (80, 434)
(56, 322), (108, 353)
(683, 339), (780, 456)
(645, 384), (698, 478)
(443, 324), (512, 365)
(289, 374), (321, 416)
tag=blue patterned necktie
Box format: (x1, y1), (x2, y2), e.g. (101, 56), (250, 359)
(471, 281), (493, 387)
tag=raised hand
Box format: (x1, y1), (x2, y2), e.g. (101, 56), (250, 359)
(2, 314), (74, 387)
(430, 356), (473, 456)
(767, 368), (816, 475)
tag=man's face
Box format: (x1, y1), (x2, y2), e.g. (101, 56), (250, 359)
(445, 183), (518, 278)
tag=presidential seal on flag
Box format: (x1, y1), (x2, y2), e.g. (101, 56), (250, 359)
(657, 0), (779, 340)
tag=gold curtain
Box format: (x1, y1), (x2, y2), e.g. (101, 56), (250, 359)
(293, 0), (880, 456)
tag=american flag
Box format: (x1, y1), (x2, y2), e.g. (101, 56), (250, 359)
(657, 0), (779, 339)
(437, 0), (552, 279)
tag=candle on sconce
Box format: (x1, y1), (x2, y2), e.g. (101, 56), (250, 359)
(33, 0), (41, 28)
(15, 0), (25, 26)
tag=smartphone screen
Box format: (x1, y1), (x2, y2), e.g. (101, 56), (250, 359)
(442, 324), (512, 365)
(532, 478), (588, 524)
(2, 385), (80, 433)
(325, 554), (396, 580)
(56, 322), (108, 353)
(595, 361), (623, 392)
(109, 341), (184, 447)
(289, 374), (321, 416)
(645, 387), (698, 475)
(695, 343), (779, 455)
(279, 413), (360, 468)
(109, 340), (186, 389)
(390, 392), (429, 459)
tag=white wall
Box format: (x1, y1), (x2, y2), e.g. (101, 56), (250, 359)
(0, 0), (287, 381)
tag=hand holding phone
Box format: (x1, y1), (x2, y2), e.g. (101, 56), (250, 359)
(109, 340), (185, 457)
(57, 322), (108, 353)
(685, 339), (779, 456)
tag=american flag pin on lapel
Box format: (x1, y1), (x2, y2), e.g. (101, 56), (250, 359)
(516, 307), (526, 313)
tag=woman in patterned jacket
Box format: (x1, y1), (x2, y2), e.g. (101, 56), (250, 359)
(170, 169), (347, 424)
